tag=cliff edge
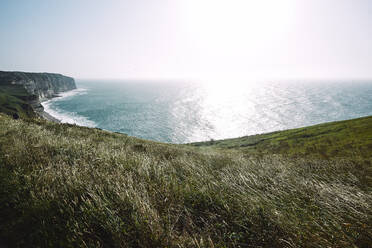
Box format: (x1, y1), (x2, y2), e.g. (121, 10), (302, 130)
(0, 71), (76, 120)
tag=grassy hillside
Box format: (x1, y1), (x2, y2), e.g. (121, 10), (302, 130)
(0, 114), (371, 247)
(0, 84), (36, 118)
(192, 116), (372, 159)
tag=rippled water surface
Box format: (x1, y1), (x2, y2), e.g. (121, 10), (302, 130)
(42, 80), (372, 143)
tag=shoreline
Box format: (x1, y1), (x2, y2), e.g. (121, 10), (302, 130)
(38, 88), (96, 127)
(39, 105), (61, 123)
(38, 95), (65, 123)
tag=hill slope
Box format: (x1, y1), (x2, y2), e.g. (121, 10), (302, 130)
(0, 84), (37, 118)
(0, 114), (371, 247)
(192, 116), (372, 159)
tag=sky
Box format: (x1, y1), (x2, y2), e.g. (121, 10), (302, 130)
(0, 0), (371, 80)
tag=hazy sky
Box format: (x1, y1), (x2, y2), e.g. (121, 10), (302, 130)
(0, 0), (371, 79)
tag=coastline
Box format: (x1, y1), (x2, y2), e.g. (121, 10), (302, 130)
(39, 93), (66, 123)
(38, 88), (96, 127)
(0, 70), (77, 122)
(39, 103), (61, 123)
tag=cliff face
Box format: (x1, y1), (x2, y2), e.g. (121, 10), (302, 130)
(0, 71), (76, 101)
(0, 71), (76, 121)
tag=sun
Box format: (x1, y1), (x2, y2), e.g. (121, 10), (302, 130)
(182, 0), (295, 51)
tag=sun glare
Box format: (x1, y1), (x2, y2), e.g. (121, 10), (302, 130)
(183, 0), (295, 49)
(179, 0), (296, 79)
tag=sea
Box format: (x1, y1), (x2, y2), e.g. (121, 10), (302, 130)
(41, 79), (372, 143)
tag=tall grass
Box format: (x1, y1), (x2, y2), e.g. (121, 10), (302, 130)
(0, 114), (371, 247)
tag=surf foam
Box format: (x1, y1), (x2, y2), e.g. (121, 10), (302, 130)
(41, 88), (96, 127)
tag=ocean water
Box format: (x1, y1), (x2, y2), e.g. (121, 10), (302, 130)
(41, 79), (372, 143)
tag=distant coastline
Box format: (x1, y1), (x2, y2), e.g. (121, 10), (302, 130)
(0, 70), (77, 122)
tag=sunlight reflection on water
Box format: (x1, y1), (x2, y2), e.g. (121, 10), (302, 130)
(44, 79), (372, 143)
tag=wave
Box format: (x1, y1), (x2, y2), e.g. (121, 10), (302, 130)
(41, 88), (96, 127)
(57, 87), (88, 98)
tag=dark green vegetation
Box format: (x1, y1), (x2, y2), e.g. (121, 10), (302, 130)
(0, 84), (36, 118)
(0, 114), (371, 247)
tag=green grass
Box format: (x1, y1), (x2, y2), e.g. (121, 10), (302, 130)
(192, 116), (372, 159)
(0, 113), (371, 247)
(0, 85), (36, 118)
